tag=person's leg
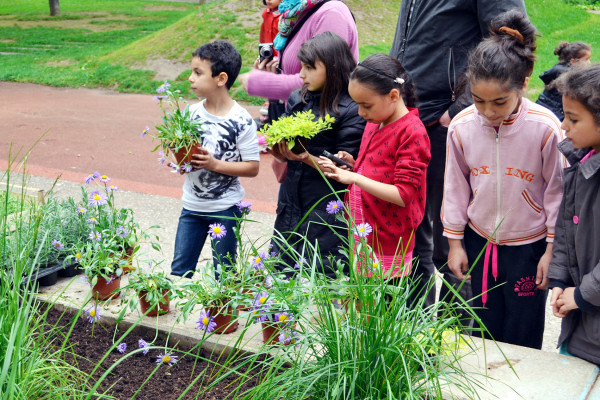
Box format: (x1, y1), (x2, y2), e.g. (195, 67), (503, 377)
(170, 208), (208, 278)
(207, 205), (242, 278)
(464, 227), (506, 341)
(501, 238), (548, 349)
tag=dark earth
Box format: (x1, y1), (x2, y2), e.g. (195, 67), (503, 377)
(44, 306), (258, 400)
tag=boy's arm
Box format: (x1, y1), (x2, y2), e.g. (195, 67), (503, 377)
(191, 148), (259, 177)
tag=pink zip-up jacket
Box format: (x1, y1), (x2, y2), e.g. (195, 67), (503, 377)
(442, 98), (564, 245)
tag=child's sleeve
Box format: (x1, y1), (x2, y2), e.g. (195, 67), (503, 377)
(393, 122), (430, 208)
(441, 124), (472, 239)
(237, 115), (260, 162)
(540, 129), (564, 242)
(547, 198), (573, 287)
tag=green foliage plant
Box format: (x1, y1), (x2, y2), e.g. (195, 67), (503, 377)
(260, 110), (335, 150)
(119, 261), (174, 318)
(147, 80), (206, 167)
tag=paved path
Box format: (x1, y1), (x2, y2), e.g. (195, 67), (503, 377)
(0, 81), (279, 213)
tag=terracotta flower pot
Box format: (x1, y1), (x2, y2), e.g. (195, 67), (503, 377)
(208, 306), (239, 334)
(290, 137), (308, 155)
(237, 287), (255, 312)
(121, 247), (135, 274)
(261, 321), (296, 346)
(173, 142), (202, 166)
(138, 289), (170, 317)
(92, 275), (121, 300)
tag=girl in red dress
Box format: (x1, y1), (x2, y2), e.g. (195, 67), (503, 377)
(319, 53), (431, 278)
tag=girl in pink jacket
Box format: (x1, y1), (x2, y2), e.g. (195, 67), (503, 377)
(441, 10), (564, 349)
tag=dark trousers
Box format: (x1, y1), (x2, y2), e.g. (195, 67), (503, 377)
(464, 227), (548, 349)
(410, 123), (472, 317)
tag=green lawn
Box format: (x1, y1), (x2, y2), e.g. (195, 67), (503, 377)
(0, 0), (598, 102)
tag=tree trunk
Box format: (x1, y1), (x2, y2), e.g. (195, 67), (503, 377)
(49, 0), (60, 16)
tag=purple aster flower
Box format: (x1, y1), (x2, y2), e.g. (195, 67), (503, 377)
(251, 306), (268, 323)
(140, 126), (149, 138)
(236, 200), (252, 214)
(98, 174), (110, 183)
(252, 252), (266, 270)
(51, 239), (64, 250)
(84, 171), (100, 184)
(138, 338), (150, 355)
(76, 206), (87, 214)
(89, 231), (101, 241)
(79, 275), (92, 287)
(270, 251), (279, 258)
(153, 95), (167, 101)
(196, 309), (217, 333)
(75, 252), (82, 262)
(105, 275), (115, 285)
(182, 162), (193, 173)
(168, 162), (180, 173)
(108, 185), (118, 191)
(85, 304), (101, 323)
(326, 200), (343, 214)
(278, 329), (300, 345)
(158, 151), (166, 165)
(294, 256), (306, 270)
(88, 191), (107, 207)
(265, 275), (274, 289)
(156, 352), (177, 366)
(87, 217), (98, 225)
(116, 225), (128, 238)
(274, 311), (293, 326)
(117, 342), (127, 353)
(156, 80), (171, 94)
(253, 291), (272, 311)
(208, 223), (227, 239)
(354, 222), (373, 238)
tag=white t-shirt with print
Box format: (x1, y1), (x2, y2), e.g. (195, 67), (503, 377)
(181, 100), (260, 212)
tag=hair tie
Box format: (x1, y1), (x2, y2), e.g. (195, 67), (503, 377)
(358, 63), (405, 85)
(498, 26), (524, 44)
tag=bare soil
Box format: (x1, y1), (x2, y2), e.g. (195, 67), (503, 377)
(44, 306), (257, 400)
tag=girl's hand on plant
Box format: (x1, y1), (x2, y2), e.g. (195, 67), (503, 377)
(318, 157), (356, 185)
(334, 151), (355, 170)
(190, 147), (216, 171)
(275, 141), (309, 162)
(447, 239), (470, 280)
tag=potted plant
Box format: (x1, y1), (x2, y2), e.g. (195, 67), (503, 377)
(119, 262), (174, 317)
(67, 171), (160, 300)
(143, 80), (206, 169)
(176, 267), (241, 334)
(259, 110), (334, 154)
(250, 271), (309, 345)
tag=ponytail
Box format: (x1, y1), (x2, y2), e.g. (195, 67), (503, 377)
(466, 9), (537, 91)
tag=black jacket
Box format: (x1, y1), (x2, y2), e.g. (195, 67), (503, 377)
(535, 63), (570, 121)
(389, 0), (526, 124)
(548, 140), (600, 364)
(273, 89), (365, 275)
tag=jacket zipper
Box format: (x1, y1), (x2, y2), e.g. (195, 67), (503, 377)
(448, 47), (456, 102)
(400, 0), (416, 58)
(494, 127), (501, 244)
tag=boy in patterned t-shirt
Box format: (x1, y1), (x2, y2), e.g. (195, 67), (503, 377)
(170, 40), (260, 278)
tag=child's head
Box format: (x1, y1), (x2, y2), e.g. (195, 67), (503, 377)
(297, 31), (356, 116)
(189, 40), (242, 96)
(554, 41), (592, 66)
(348, 53), (417, 126)
(556, 64), (600, 151)
(263, 0), (281, 10)
(466, 9), (537, 125)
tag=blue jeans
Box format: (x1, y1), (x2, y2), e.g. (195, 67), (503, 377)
(170, 206), (241, 279)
